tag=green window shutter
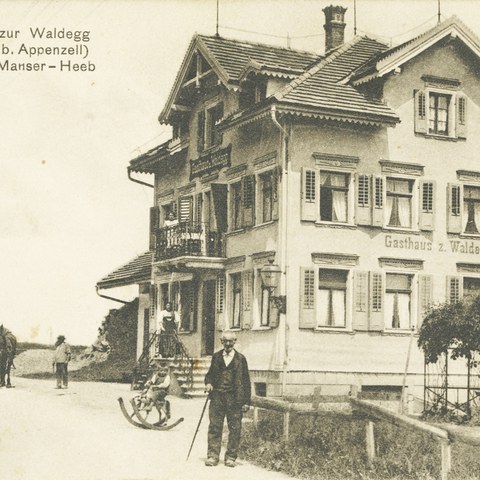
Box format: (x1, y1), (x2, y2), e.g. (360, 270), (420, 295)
(149, 206), (160, 251)
(216, 274), (226, 331)
(241, 271), (253, 330)
(179, 196), (193, 223)
(299, 267), (316, 328)
(242, 175), (256, 227)
(352, 271), (369, 331)
(369, 272), (384, 331)
(418, 274), (433, 328)
(149, 284), (157, 320)
(355, 174), (372, 226)
(372, 176), (384, 227)
(272, 170), (279, 220)
(419, 181), (435, 231)
(456, 93), (467, 139)
(446, 276), (463, 304)
(446, 183), (463, 234)
(414, 89), (427, 134)
(301, 167), (318, 222)
(197, 110), (205, 152)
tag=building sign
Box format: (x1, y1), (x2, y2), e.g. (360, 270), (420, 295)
(190, 144), (231, 180)
(385, 234), (480, 255)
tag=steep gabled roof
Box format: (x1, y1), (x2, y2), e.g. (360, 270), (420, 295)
(352, 16), (480, 85)
(159, 34), (319, 124)
(270, 36), (399, 124)
(97, 252), (152, 289)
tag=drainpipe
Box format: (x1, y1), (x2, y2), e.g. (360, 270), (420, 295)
(95, 285), (130, 305)
(128, 168), (155, 188)
(270, 105), (290, 397)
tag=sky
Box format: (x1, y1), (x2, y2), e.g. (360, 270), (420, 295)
(2, 0), (480, 345)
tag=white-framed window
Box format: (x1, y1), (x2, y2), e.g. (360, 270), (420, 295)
(463, 186), (480, 234)
(385, 178), (413, 228)
(385, 273), (412, 330)
(197, 101), (224, 152)
(463, 276), (480, 303)
(317, 269), (348, 328)
(257, 169), (278, 224)
(414, 87), (467, 139)
(320, 171), (349, 223)
(230, 272), (242, 329)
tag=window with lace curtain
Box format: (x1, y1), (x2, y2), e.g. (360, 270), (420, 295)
(386, 178), (413, 228)
(385, 273), (412, 329)
(316, 269), (348, 328)
(319, 171), (349, 223)
(463, 186), (480, 234)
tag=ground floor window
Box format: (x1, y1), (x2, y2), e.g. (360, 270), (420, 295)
(463, 277), (480, 302)
(260, 287), (271, 326)
(316, 269), (347, 327)
(231, 273), (242, 328)
(385, 273), (411, 329)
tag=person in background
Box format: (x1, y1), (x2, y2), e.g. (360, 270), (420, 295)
(164, 211), (178, 227)
(157, 301), (180, 358)
(53, 335), (72, 389)
(204, 330), (251, 468)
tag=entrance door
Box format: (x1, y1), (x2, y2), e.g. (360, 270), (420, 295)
(202, 280), (216, 355)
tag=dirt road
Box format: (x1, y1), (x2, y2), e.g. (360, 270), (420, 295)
(0, 378), (288, 480)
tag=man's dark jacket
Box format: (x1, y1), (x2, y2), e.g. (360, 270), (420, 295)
(205, 349), (251, 406)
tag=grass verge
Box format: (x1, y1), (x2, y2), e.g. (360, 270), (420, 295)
(240, 410), (480, 479)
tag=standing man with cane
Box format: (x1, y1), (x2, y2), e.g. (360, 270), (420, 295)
(204, 330), (251, 468)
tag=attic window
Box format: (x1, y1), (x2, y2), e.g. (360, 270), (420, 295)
(239, 79), (267, 110)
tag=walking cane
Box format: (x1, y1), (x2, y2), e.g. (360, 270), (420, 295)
(186, 394), (210, 461)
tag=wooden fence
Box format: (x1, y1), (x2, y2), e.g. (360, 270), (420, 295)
(250, 394), (480, 480)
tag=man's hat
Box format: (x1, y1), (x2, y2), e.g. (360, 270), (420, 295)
(57, 335), (66, 341)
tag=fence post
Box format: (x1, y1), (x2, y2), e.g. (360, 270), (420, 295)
(366, 421), (375, 467)
(283, 411), (290, 442)
(440, 440), (451, 480)
(253, 406), (259, 429)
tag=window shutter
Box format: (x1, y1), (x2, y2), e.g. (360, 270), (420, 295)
(149, 284), (157, 320)
(197, 110), (205, 152)
(216, 274), (225, 331)
(419, 181), (435, 231)
(369, 272), (384, 331)
(418, 274), (433, 328)
(372, 176), (384, 227)
(301, 167), (318, 222)
(353, 271), (369, 331)
(242, 175), (256, 227)
(213, 102), (224, 145)
(446, 276), (463, 304)
(194, 193), (203, 225)
(179, 196), (193, 223)
(149, 206), (160, 251)
(447, 183), (463, 234)
(456, 93), (467, 139)
(299, 267), (316, 328)
(414, 90), (427, 134)
(272, 170), (279, 220)
(355, 174), (372, 226)
(242, 271), (253, 330)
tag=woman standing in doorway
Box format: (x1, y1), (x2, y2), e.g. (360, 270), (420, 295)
(157, 302), (180, 358)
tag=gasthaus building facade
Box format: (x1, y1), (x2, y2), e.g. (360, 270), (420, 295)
(97, 8), (480, 399)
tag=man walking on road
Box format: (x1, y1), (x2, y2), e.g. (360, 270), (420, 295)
(53, 335), (71, 389)
(204, 330), (251, 468)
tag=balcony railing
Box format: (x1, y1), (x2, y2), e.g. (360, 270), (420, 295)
(154, 221), (225, 261)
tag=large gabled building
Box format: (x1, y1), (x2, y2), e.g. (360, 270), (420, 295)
(98, 7), (480, 399)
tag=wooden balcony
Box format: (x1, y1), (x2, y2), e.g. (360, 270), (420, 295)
(154, 221), (225, 262)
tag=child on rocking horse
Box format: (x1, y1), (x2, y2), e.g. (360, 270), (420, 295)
(137, 361), (171, 424)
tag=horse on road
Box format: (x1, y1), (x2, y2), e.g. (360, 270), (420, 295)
(0, 325), (17, 388)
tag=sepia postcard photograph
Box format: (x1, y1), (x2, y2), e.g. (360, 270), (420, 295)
(2, 1), (480, 479)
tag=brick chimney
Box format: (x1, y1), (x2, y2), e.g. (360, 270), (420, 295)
(323, 5), (347, 52)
